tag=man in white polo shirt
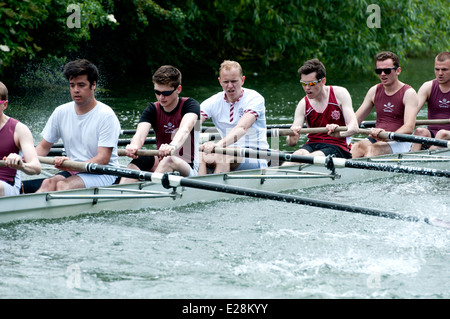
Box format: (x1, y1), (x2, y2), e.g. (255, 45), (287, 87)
(199, 60), (269, 174)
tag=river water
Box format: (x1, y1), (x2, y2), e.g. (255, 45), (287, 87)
(1, 58), (449, 301)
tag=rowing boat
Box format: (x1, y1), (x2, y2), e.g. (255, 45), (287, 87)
(1, 147), (449, 225)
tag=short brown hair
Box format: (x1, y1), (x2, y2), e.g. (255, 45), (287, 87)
(152, 65), (182, 88)
(376, 51), (400, 67)
(0, 81), (8, 101)
(298, 58), (326, 80)
(436, 52), (450, 62)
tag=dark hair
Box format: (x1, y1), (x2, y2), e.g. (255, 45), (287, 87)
(152, 65), (182, 88)
(298, 59), (326, 80)
(0, 81), (8, 100)
(436, 52), (450, 62)
(375, 51), (400, 67)
(63, 59), (99, 87)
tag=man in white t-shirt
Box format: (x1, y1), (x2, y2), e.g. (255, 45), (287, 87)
(200, 60), (269, 174)
(35, 59), (121, 192)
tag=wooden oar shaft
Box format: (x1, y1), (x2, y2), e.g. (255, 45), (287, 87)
(117, 149), (159, 157)
(38, 156), (88, 172)
(272, 126), (348, 137)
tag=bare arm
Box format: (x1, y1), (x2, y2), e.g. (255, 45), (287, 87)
(333, 86), (359, 137)
(396, 87), (419, 134)
(286, 99), (305, 146)
(8, 122), (41, 175)
(125, 122), (151, 159)
(36, 138), (54, 157)
(354, 85), (377, 125)
(417, 80), (432, 111)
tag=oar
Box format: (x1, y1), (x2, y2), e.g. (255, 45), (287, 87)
(117, 149), (159, 157)
(35, 157), (450, 229)
(360, 119), (450, 128)
(358, 129), (450, 149)
(212, 147), (450, 178)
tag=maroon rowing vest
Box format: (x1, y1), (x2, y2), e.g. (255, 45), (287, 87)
(154, 97), (195, 163)
(427, 79), (450, 135)
(304, 86), (351, 152)
(374, 83), (411, 131)
(0, 117), (19, 184)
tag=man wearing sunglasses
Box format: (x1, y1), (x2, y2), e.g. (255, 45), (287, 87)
(285, 59), (359, 160)
(0, 81), (41, 196)
(410, 51), (450, 151)
(120, 65), (200, 182)
(351, 51), (420, 158)
(199, 60), (269, 174)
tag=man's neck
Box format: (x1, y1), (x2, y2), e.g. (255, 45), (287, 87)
(383, 80), (403, 95)
(0, 113), (8, 129)
(75, 98), (97, 115)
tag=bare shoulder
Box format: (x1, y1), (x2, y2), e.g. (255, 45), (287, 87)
(332, 85), (352, 98)
(15, 121), (33, 136)
(418, 79), (433, 94)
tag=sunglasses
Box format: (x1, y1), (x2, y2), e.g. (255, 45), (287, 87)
(300, 78), (323, 87)
(375, 67), (398, 75)
(154, 87), (177, 96)
(0, 100), (6, 104)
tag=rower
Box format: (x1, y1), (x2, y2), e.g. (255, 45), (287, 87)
(351, 51), (420, 158)
(0, 81), (41, 196)
(199, 60), (269, 174)
(284, 58), (359, 162)
(34, 59), (121, 192)
(119, 65), (201, 184)
(410, 51), (450, 151)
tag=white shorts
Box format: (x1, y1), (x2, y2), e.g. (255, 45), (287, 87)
(188, 163), (199, 177)
(388, 141), (412, 154)
(77, 173), (118, 188)
(1, 180), (21, 196)
(236, 158), (268, 171)
(1, 171), (22, 196)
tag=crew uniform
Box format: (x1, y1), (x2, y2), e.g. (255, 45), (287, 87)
(370, 83), (412, 153)
(427, 79), (450, 137)
(200, 88), (269, 170)
(301, 86), (352, 158)
(131, 97), (200, 176)
(0, 117), (22, 196)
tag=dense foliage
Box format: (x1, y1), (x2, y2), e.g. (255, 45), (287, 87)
(1, 0), (449, 79)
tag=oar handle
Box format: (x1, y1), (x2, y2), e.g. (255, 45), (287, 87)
(358, 128), (389, 140)
(38, 156), (88, 172)
(117, 149), (160, 157)
(272, 126), (348, 137)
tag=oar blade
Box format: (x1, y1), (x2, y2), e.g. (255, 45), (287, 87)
(425, 218), (450, 230)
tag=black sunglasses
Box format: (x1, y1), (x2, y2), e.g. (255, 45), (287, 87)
(154, 87), (177, 96)
(375, 67), (398, 75)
